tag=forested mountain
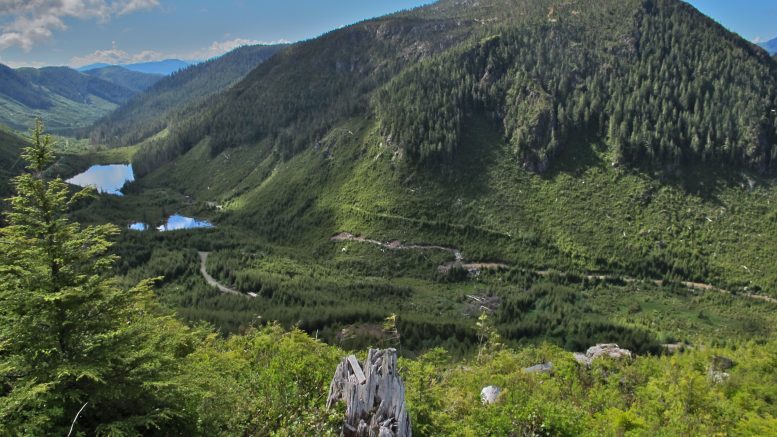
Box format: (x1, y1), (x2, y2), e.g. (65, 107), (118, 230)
(88, 44), (287, 148)
(0, 65), (143, 132)
(83, 66), (163, 93)
(143, 0), (777, 177)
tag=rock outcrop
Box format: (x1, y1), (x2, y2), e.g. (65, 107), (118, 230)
(574, 344), (633, 366)
(524, 362), (553, 374)
(327, 349), (411, 437)
(708, 355), (735, 384)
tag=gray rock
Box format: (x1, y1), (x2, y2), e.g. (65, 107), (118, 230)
(574, 344), (633, 366)
(524, 362), (553, 374)
(708, 370), (730, 384)
(481, 385), (501, 405)
(708, 355), (735, 384)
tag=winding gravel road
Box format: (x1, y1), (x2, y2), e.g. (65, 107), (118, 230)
(332, 232), (777, 305)
(198, 251), (243, 296)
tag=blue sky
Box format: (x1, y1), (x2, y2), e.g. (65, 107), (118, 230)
(686, 0), (777, 43)
(0, 0), (774, 68)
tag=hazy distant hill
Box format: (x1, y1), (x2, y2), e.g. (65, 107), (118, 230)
(760, 37), (777, 55)
(83, 66), (163, 93)
(89, 44), (286, 147)
(0, 65), (141, 132)
(78, 59), (191, 75)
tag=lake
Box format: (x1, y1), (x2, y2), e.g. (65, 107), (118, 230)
(66, 164), (134, 196)
(157, 215), (214, 232)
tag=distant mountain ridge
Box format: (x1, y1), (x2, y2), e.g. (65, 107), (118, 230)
(89, 44), (287, 149)
(78, 59), (192, 76)
(0, 64), (147, 132)
(82, 66), (163, 93)
(760, 37), (777, 55)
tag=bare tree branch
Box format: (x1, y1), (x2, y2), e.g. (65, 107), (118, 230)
(67, 402), (89, 437)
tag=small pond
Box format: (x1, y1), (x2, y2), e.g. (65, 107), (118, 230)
(66, 164), (134, 196)
(157, 215), (214, 232)
(128, 222), (149, 231)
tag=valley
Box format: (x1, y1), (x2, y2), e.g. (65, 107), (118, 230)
(1, 0), (777, 434)
(48, 112), (777, 357)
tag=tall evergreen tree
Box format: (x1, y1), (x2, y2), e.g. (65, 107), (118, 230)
(0, 120), (193, 435)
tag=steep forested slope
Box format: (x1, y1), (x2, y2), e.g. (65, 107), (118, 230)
(143, 0), (777, 178)
(83, 66), (163, 93)
(0, 65), (140, 132)
(88, 44), (287, 148)
(130, 16), (477, 175)
(380, 0), (777, 173)
(56, 0), (777, 369)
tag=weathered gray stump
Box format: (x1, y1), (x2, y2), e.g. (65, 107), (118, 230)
(327, 349), (411, 437)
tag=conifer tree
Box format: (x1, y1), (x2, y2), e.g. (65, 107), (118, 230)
(0, 120), (191, 435)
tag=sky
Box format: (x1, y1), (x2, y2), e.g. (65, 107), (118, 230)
(0, 0), (774, 69)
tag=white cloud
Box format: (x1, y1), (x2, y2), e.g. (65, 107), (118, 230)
(116, 0), (159, 15)
(69, 38), (291, 67)
(69, 41), (163, 66)
(0, 0), (159, 52)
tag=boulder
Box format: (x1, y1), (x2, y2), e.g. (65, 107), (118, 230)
(523, 362), (553, 374)
(708, 355), (735, 384)
(574, 344), (633, 366)
(480, 385), (501, 405)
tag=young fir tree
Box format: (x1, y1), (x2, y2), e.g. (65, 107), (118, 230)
(0, 120), (194, 435)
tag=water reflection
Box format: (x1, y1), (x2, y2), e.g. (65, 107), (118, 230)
(66, 164), (134, 196)
(157, 215), (214, 232)
(128, 222), (148, 231)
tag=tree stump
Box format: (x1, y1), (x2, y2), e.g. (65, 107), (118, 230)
(327, 348), (411, 437)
